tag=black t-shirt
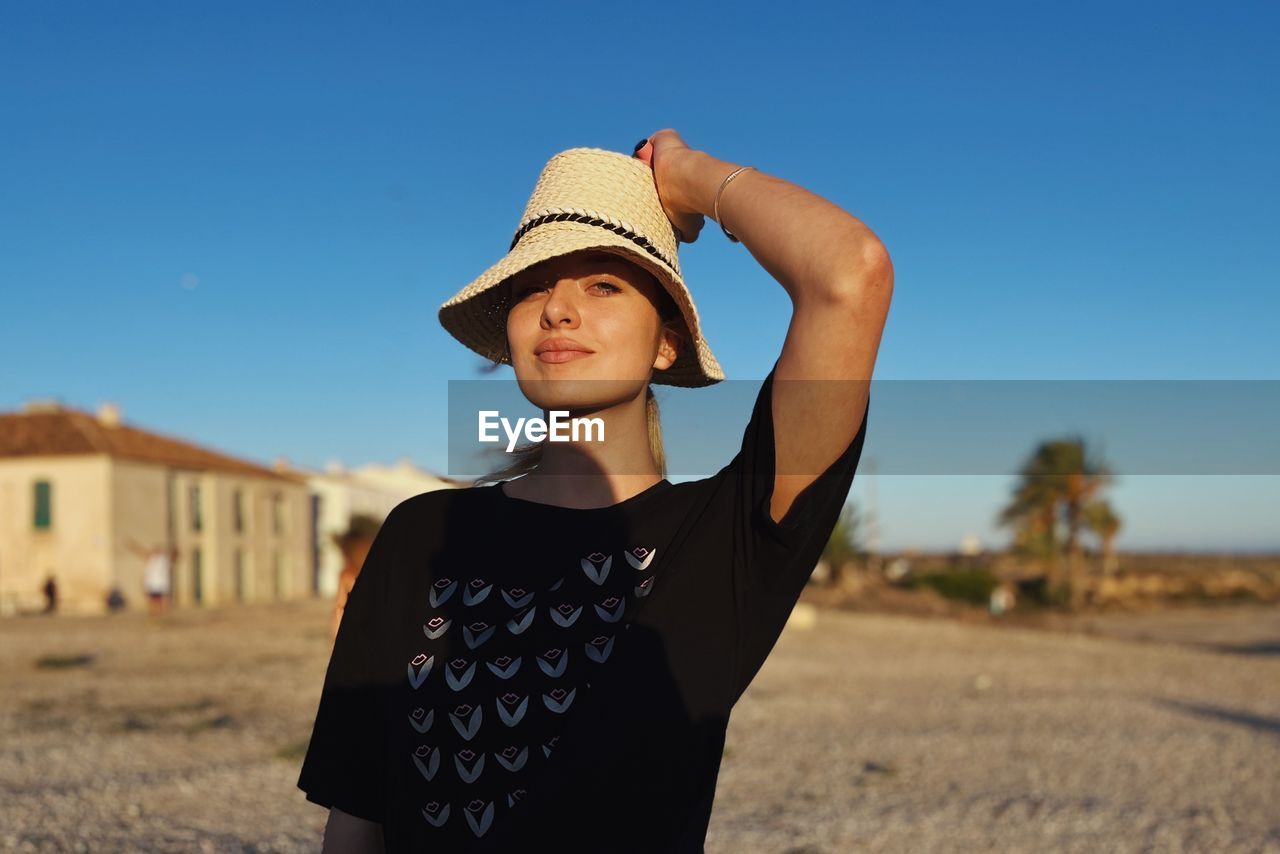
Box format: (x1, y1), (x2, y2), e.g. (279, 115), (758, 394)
(298, 362), (870, 852)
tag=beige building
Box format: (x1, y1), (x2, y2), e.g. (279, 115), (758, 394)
(305, 458), (465, 597)
(0, 400), (313, 616)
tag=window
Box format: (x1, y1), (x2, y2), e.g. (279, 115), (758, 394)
(310, 494), (322, 595)
(233, 549), (246, 602)
(273, 493), (285, 535)
(232, 489), (244, 534)
(33, 480), (52, 529)
(192, 547), (204, 605)
(273, 551), (285, 599)
(190, 484), (203, 533)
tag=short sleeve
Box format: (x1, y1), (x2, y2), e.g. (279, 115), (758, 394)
(725, 360), (870, 697)
(296, 505), (402, 823)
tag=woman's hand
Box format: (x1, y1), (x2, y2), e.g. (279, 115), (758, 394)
(633, 128), (705, 244)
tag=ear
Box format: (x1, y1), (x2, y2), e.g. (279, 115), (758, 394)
(653, 323), (682, 371)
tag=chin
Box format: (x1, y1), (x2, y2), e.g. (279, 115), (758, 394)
(515, 363), (649, 413)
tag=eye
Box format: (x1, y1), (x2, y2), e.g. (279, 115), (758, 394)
(591, 281), (622, 294)
(514, 282), (549, 300)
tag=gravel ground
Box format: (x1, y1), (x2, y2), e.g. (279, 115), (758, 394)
(2, 600), (1277, 853)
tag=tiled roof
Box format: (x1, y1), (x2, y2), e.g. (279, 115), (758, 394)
(0, 408), (304, 483)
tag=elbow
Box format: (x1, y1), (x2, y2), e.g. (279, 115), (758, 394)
(859, 240), (894, 291)
(824, 240), (894, 309)
(852, 238), (894, 293)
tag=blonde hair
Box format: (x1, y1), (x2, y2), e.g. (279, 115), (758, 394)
(475, 258), (684, 487)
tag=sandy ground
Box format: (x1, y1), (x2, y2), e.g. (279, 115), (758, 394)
(1, 599), (1277, 853)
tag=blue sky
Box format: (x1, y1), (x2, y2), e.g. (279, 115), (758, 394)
(2, 2), (1276, 550)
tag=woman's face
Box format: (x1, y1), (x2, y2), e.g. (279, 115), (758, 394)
(505, 249), (680, 411)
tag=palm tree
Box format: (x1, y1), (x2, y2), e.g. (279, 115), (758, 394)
(1083, 500), (1122, 576)
(997, 435), (1113, 608)
(1000, 478), (1059, 572)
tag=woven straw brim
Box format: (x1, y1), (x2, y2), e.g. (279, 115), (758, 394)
(439, 222), (725, 388)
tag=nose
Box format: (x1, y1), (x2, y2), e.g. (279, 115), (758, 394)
(540, 279), (582, 329)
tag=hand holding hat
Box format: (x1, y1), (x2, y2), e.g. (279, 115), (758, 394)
(633, 129), (706, 245)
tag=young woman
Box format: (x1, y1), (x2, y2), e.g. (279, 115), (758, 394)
(298, 129), (892, 852)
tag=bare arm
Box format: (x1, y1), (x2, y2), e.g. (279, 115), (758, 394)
(649, 131), (892, 523)
(323, 808), (383, 853)
(331, 571), (354, 641)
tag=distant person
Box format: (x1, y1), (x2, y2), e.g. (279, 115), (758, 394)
(330, 514), (383, 640)
(128, 539), (175, 617)
(885, 557), (913, 585)
(989, 582), (1017, 616)
(42, 575), (58, 614)
(106, 587), (127, 613)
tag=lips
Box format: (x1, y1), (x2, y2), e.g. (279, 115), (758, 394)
(537, 349), (593, 364)
(535, 337), (593, 355)
(534, 337), (595, 364)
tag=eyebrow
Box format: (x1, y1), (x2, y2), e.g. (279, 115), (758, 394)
(522, 254), (633, 281)
(576, 252), (631, 270)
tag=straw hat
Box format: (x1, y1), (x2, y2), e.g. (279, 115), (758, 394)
(438, 146), (725, 387)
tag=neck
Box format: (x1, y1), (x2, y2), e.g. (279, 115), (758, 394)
(505, 392), (663, 508)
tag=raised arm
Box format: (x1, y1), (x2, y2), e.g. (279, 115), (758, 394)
(638, 129), (892, 522)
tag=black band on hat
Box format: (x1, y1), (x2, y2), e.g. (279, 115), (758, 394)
(509, 212), (679, 276)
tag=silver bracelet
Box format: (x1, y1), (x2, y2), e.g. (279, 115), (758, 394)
(713, 165), (755, 243)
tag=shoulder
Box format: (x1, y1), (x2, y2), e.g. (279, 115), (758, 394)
(381, 485), (485, 537)
(640, 477), (727, 532)
(393, 484), (480, 514)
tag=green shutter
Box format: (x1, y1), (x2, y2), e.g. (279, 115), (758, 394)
(34, 481), (52, 529)
(192, 548), (204, 605)
(190, 484), (202, 532)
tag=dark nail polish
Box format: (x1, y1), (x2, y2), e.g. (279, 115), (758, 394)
(634, 138), (648, 152)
